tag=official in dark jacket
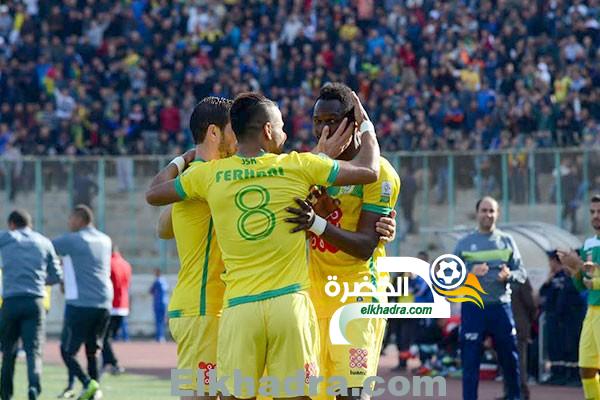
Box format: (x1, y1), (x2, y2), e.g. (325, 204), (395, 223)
(0, 209), (62, 400)
(539, 250), (586, 386)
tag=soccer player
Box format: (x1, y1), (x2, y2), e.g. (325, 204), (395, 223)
(153, 96), (396, 400)
(558, 194), (600, 400)
(146, 92), (381, 399)
(285, 83), (400, 400)
(151, 97), (236, 400)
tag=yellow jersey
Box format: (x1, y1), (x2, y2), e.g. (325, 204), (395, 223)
(168, 161), (226, 318)
(176, 152), (339, 308)
(308, 157), (400, 317)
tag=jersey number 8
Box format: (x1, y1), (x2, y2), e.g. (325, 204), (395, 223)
(235, 185), (276, 241)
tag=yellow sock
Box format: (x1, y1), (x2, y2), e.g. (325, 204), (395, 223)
(582, 376), (600, 400)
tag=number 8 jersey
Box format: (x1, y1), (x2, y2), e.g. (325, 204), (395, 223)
(176, 151), (339, 308)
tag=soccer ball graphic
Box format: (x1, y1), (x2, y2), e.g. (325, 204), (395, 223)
(430, 255), (467, 290)
(436, 260), (462, 285)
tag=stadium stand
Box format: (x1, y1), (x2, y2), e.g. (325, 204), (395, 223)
(0, 0), (598, 157)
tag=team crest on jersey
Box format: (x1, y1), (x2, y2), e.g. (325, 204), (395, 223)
(380, 181), (392, 203)
(349, 348), (368, 373)
(470, 244), (478, 251)
(339, 185), (355, 195)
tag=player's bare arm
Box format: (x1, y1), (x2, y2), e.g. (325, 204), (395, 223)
(146, 177), (188, 206)
(285, 197), (396, 260)
(156, 205), (174, 239)
(146, 149), (198, 206)
(149, 149), (196, 189)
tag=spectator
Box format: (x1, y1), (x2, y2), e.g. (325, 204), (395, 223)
(0, 1), (596, 156)
(102, 245), (132, 376)
(73, 169), (98, 209)
(149, 268), (168, 343)
(400, 166), (418, 235)
(159, 98), (181, 136)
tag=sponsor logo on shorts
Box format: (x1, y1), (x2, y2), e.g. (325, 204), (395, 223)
(349, 348), (368, 372)
(198, 361), (216, 385)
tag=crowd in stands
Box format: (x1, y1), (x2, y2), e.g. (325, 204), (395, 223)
(0, 0), (599, 157)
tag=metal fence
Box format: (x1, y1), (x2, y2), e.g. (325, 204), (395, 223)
(0, 147), (598, 272)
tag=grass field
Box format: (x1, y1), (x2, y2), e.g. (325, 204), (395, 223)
(10, 360), (171, 400)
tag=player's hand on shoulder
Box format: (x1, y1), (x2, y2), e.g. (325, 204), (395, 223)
(285, 197), (316, 233)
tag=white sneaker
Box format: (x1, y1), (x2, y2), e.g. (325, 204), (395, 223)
(57, 388), (76, 399)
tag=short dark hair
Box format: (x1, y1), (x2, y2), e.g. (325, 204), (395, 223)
(546, 250), (560, 261)
(229, 92), (277, 141)
(73, 204), (94, 225)
(316, 83), (354, 115)
(189, 97), (232, 144)
(8, 209), (32, 228)
(475, 196), (498, 211)
(476, 198), (482, 211)
(592, 194), (600, 203)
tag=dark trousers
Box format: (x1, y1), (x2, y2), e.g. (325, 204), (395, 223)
(60, 305), (110, 386)
(396, 318), (418, 351)
(461, 302), (521, 400)
(154, 305), (166, 341)
(518, 339), (529, 399)
(102, 316), (123, 367)
(546, 312), (582, 379)
(0, 296), (45, 400)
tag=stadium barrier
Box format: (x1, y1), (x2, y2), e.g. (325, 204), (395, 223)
(0, 147), (597, 273)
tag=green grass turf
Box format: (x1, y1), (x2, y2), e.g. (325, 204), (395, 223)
(9, 360), (171, 400)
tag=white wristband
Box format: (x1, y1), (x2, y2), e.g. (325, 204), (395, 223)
(169, 156), (185, 175)
(308, 215), (327, 236)
(359, 120), (374, 134)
